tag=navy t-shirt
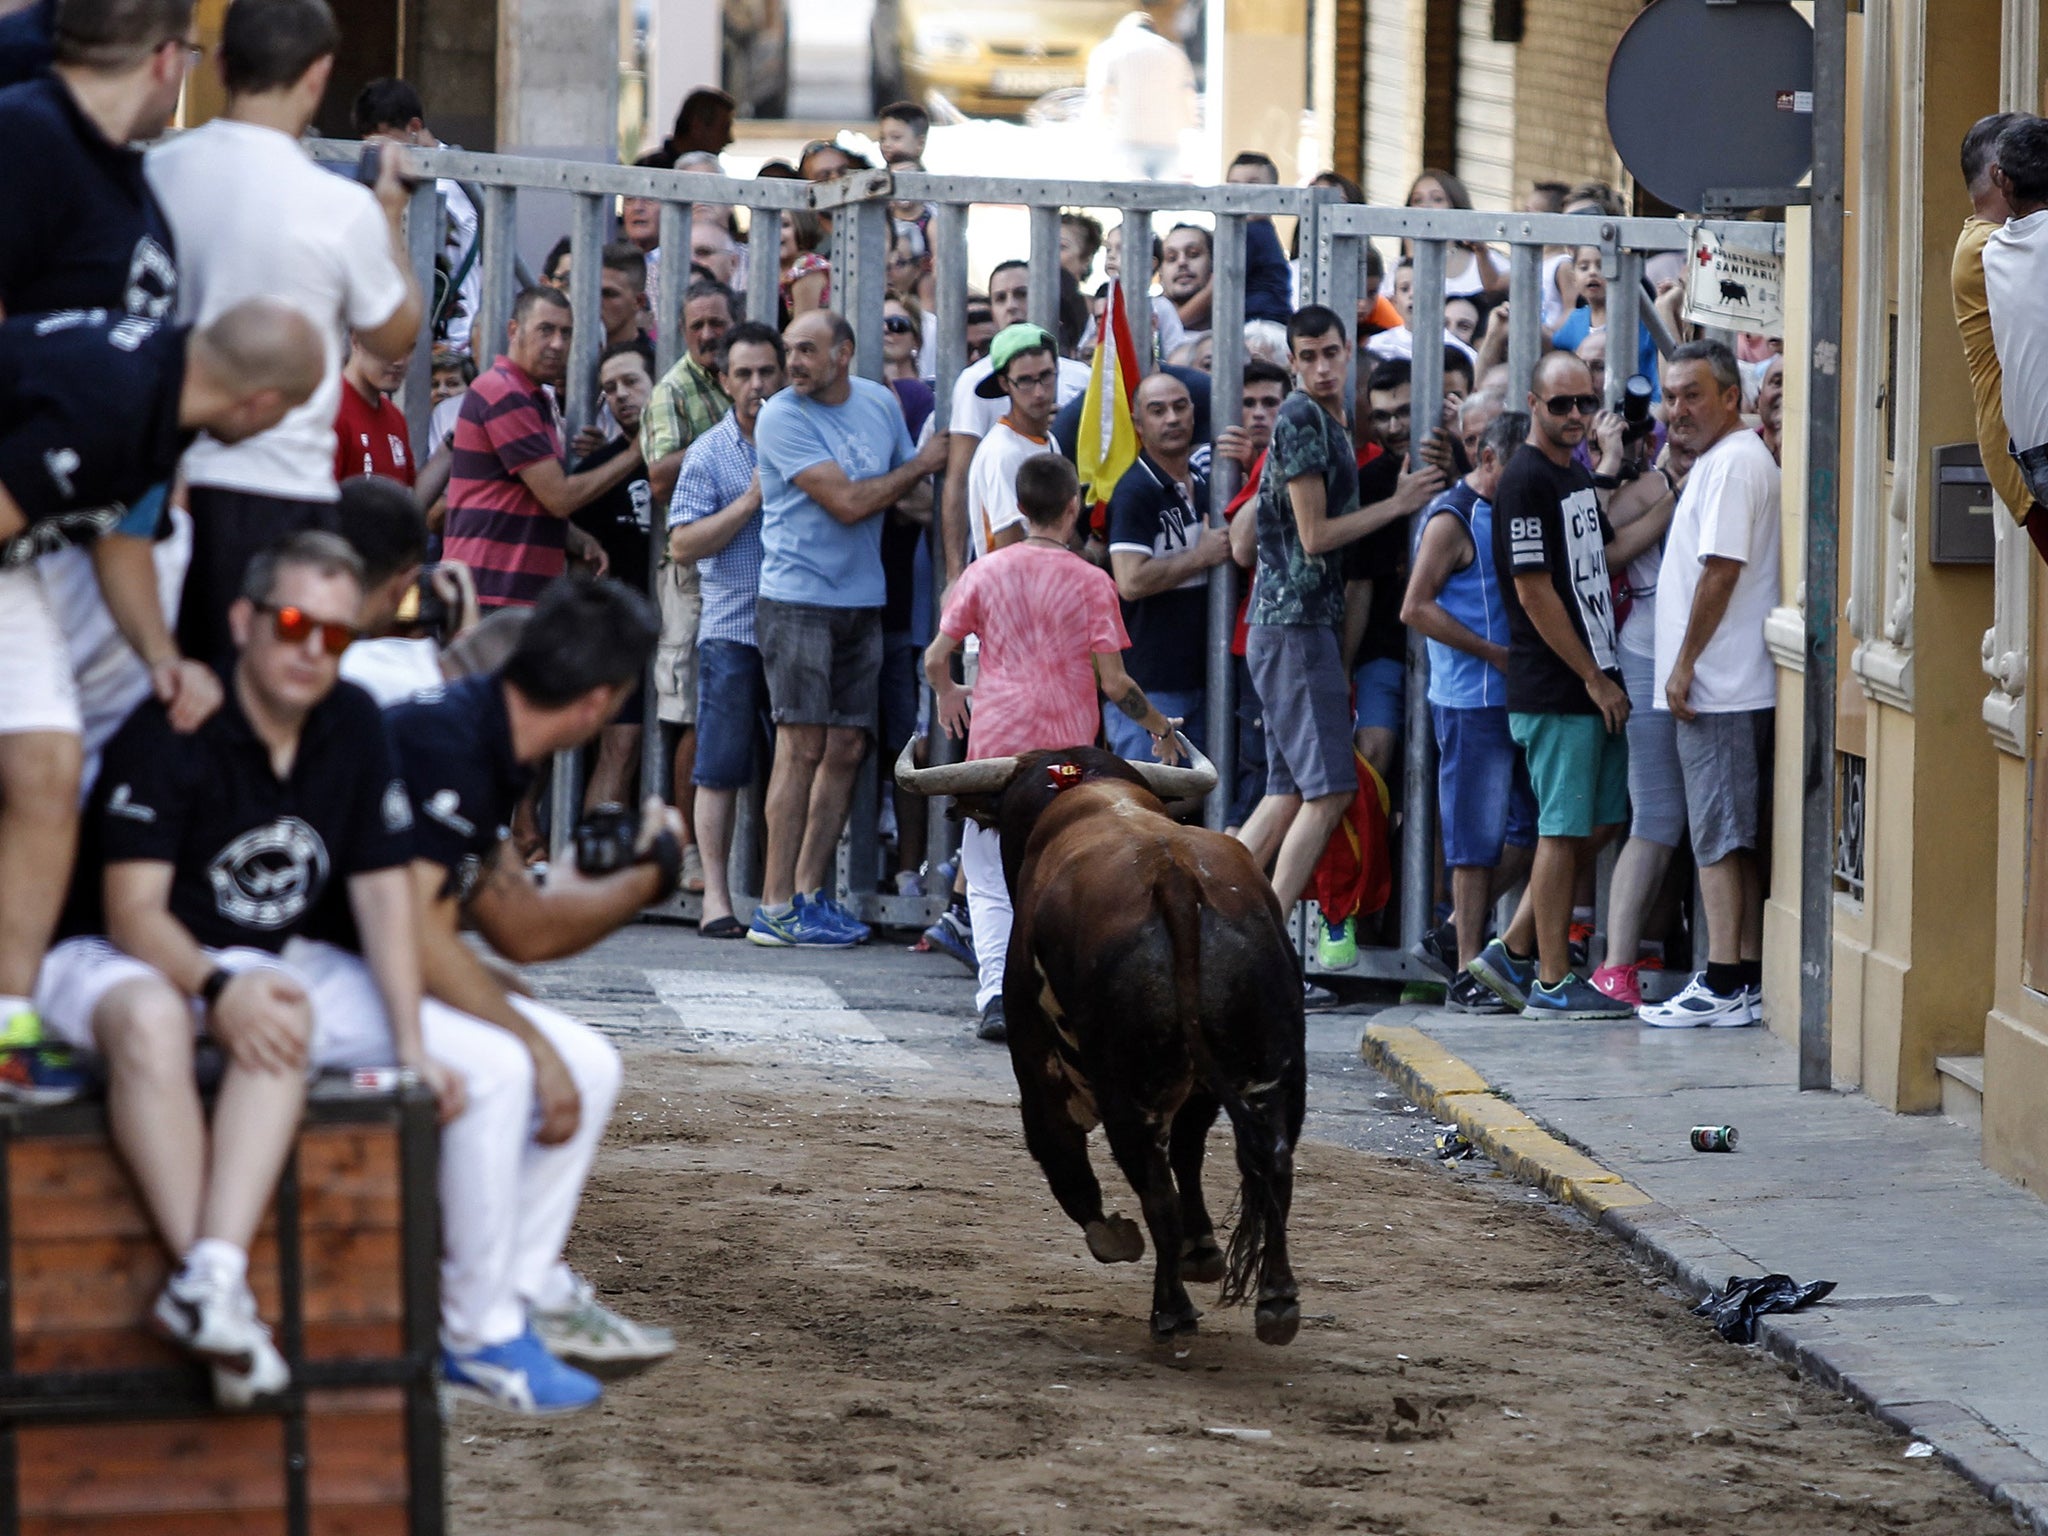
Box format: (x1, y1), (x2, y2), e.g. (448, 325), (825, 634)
(0, 75), (177, 320)
(1342, 450), (1410, 667)
(1244, 219), (1295, 326)
(1106, 452), (1212, 694)
(387, 673), (533, 902)
(0, 311), (189, 566)
(79, 684), (413, 953)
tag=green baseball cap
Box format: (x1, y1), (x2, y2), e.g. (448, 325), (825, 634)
(974, 324), (1059, 397)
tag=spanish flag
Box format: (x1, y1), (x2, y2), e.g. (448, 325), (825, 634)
(1077, 279), (1141, 507)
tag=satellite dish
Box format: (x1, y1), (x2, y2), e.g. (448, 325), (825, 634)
(1607, 0), (1814, 213)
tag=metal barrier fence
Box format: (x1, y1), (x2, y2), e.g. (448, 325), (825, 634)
(309, 139), (1779, 968)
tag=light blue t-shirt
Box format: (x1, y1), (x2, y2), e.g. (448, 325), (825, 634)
(1552, 305), (1658, 382)
(755, 376), (914, 609)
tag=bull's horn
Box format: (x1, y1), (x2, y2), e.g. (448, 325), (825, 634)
(892, 734), (1024, 797)
(1129, 734), (1218, 800)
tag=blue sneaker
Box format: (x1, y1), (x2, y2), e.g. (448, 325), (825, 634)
(1522, 972), (1634, 1021)
(920, 906), (976, 972)
(1467, 939), (1537, 1012)
(806, 892), (871, 944)
(747, 900), (857, 948)
(0, 1009), (88, 1105)
(443, 1325), (602, 1415)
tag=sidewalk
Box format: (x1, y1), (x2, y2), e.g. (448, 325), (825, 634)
(1361, 1005), (2048, 1535)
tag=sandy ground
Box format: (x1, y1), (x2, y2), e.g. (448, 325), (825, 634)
(448, 1049), (2010, 1536)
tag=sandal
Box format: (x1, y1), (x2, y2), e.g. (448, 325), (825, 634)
(700, 916), (746, 940)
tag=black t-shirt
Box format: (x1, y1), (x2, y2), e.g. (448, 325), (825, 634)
(1342, 450), (1410, 667)
(0, 75), (177, 320)
(1106, 452), (1211, 694)
(1490, 443), (1619, 715)
(570, 435), (654, 595)
(75, 683), (413, 952)
(0, 311), (190, 566)
(387, 673), (532, 902)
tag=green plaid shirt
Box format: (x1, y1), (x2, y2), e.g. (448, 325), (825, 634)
(640, 353), (733, 471)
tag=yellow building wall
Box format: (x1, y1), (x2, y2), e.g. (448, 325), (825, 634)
(1507, 0), (1632, 193)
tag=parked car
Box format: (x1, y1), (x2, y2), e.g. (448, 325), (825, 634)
(871, 0), (1183, 118)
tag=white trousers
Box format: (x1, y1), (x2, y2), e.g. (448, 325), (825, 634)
(36, 934), (622, 1354)
(960, 820), (1013, 1014)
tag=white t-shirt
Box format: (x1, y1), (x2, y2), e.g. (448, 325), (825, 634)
(1076, 294), (1186, 364)
(1985, 208), (2048, 451)
(340, 637), (445, 708)
(438, 176), (480, 355)
(948, 354), (1093, 440)
(1653, 427), (1781, 713)
(1540, 251), (1572, 332)
(967, 418), (1052, 559)
(147, 120), (410, 503)
(1365, 325), (1478, 369)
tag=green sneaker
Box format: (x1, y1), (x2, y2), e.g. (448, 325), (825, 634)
(1317, 914), (1358, 971)
(0, 1008), (87, 1105)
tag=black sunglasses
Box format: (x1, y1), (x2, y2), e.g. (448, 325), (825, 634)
(883, 315), (915, 335)
(1540, 393), (1602, 417)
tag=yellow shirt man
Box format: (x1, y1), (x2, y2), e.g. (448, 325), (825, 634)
(1953, 214), (2038, 527)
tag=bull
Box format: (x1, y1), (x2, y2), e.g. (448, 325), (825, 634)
(897, 740), (1305, 1345)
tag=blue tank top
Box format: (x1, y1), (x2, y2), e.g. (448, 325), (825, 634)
(1419, 481), (1508, 710)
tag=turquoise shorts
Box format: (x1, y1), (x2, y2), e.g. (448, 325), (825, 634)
(1508, 710), (1630, 840)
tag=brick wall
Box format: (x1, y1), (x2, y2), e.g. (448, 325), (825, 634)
(1508, 0), (1638, 194)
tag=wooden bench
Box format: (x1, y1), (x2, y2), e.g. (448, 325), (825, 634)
(0, 1082), (443, 1535)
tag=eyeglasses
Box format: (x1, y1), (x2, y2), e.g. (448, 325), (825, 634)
(883, 315), (915, 334)
(1540, 394), (1602, 417)
(257, 603), (357, 657)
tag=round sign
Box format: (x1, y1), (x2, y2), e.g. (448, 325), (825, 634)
(1607, 0), (1815, 213)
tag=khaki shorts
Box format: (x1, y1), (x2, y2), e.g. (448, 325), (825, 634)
(654, 560), (701, 727)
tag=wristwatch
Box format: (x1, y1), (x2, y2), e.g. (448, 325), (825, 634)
(198, 967), (233, 1010)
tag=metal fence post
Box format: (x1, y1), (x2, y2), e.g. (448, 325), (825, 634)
(473, 184), (518, 371)
(1801, 0), (1847, 1090)
(746, 208), (781, 327)
(1606, 242), (1643, 408)
(1403, 239), (1448, 954)
(1028, 204), (1063, 338)
(401, 180), (440, 460)
(1121, 209), (1153, 365)
(1507, 240), (1543, 404)
(549, 191), (609, 861)
(1205, 213), (1248, 831)
(924, 200), (971, 875)
(644, 200), (689, 803)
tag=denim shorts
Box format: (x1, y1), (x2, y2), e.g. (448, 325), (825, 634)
(755, 597), (882, 730)
(1432, 704), (1537, 868)
(693, 638), (773, 790)
(1508, 708), (1630, 840)
(1351, 655), (1406, 736)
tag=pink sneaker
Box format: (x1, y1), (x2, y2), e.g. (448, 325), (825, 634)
(1589, 963), (1642, 1009)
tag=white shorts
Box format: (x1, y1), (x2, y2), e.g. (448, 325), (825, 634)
(44, 509), (194, 786)
(33, 934), (393, 1070)
(0, 564), (81, 738)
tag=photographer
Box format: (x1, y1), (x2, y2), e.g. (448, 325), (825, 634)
(384, 576), (678, 1413)
(333, 473), (479, 705)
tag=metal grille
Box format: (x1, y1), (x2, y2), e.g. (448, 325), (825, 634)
(1835, 752), (1866, 900)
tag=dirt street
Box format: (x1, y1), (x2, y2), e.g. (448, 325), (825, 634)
(449, 1048), (2007, 1536)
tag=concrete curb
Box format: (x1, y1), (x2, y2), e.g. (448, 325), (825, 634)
(1361, 1019), (2048, 1534)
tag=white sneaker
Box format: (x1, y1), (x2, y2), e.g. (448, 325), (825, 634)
(1639, 974), (1757, 1029)
(531, 1275), (676, 1368)
(151, 1267), (290, 1406)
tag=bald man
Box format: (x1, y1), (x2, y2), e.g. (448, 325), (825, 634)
(0, 297), (319, 1092)
(1104, 371), (1229, 761)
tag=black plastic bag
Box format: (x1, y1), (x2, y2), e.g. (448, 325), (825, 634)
(1692, 1273), (1836, 1344)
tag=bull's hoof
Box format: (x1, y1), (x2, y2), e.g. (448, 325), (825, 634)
(1180, 1235), (1226, 1285)
(1085, 1215), (1145, 1264)
(1254, 1298), (1301, 1346)
(1150, 1306), (1201, 1341)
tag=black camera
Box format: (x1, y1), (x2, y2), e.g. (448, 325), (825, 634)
(393, 565), (459, 646)
(1621, 373), (1657, 443)
(573, 803), (639, 876)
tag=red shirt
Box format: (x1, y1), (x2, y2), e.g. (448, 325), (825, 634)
(1223, 450), (1267, 657)
(939, 542), (1130, 761)
(333, 378), (415, 487)
(443, 356), (566, 609)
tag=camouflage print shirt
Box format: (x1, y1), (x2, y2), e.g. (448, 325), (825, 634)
(1249, 390), (1356, 629)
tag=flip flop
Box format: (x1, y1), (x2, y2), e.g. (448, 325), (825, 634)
(700, 916), (746, 940)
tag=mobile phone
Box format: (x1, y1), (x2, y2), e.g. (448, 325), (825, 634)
(354, 143), (382, 187)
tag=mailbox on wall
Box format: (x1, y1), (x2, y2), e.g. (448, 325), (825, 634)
(1932, 442), (1996, 566)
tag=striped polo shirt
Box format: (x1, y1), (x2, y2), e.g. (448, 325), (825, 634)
(443, 355), (565, 608)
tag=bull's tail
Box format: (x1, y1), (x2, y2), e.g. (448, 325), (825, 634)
(1154, 862), (1289, 1312)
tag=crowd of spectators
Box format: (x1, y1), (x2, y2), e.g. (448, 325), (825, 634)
(0, 0), (1811, 1417)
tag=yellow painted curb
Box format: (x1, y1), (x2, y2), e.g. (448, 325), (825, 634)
(1361, 1021), (1656, 1225)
